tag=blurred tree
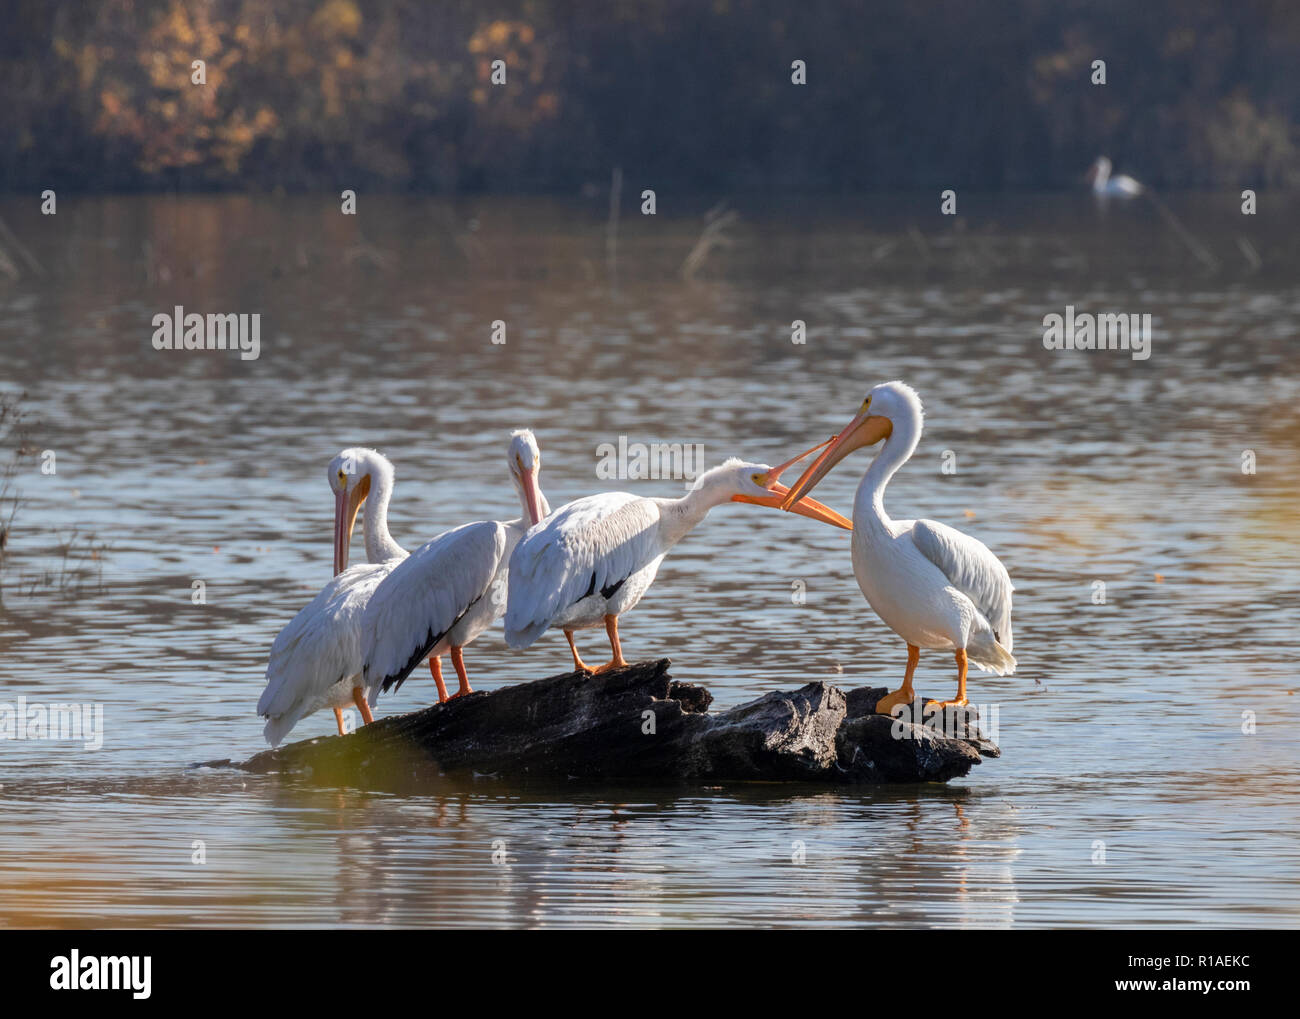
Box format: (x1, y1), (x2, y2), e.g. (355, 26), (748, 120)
(0, 0), (1295, 192)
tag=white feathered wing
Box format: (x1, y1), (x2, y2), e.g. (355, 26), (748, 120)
(361, 520), (510, 694)
(257, 561), (397, 746)
(911, 518), (1016, 673)
(504, 493), (663, 648)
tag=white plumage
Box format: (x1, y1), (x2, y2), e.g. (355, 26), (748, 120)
(258, 562), (396, 746)
(910, 519), (1013, 654)
(362, 520), (511, 692)
(505, 492), (664, 653)
(257, 448), (406, 746)
(361, 430), (548, 700)
(505, 455), (853, 672)
(780, 381), (1016, 714)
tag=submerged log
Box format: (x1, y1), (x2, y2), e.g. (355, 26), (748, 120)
(204, 659), (998, 789)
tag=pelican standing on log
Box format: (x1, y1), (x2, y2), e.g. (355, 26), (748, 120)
(504, 442), (852, 673)
(779, 382), (1016, 714)
(257, 448), (407, 745)
(361, 429), (548, 702)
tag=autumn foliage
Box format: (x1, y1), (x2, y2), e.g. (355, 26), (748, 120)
(0, 0), (1296, 192)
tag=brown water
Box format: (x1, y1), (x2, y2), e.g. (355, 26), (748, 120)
(1, 194), (1298, 928)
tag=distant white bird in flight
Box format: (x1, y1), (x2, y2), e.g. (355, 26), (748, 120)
(362, 429), (548, 702)
(257, 448), (407, 746)
(1087, 156), (1142, 197)
(504, 441), (852, 673)
(780, 381), (1016, 714)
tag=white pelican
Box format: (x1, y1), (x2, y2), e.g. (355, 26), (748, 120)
(257, 448), (407, 746)
(504, 442), (852, 673)
(779, 382), (1016, 714)
(1087, 156), (1142, 197)
(361, 429), (548, 701)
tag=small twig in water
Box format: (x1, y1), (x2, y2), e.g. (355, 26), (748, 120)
(681, 203), (740, 281)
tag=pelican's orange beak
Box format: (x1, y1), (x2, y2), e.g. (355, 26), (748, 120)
(731, 437), (854, 530)
(520, 464), (544, 527)
(778, 410), (893, 511)
(333, 473), (370, 575)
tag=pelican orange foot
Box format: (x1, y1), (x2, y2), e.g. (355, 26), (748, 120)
(592, 614), (629, 674)
(351, 685), (374, 724)
(874, 644), (922, 716)
(448, 646), (474, 699)
(565, 629), (592, 674)
(429, 655), (450, 703)
(925, 649), (969, 709)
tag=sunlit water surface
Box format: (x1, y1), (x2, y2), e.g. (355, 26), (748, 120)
(1, 195), (1297, 927)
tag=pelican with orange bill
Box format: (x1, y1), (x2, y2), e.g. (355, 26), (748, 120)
(259, 448), (408, 745)
(504, 439), (851, 674)
(778, 381), (1016, 715)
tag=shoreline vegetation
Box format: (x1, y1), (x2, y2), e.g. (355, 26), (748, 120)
(1, 1), (1297, 195)
(0, 394), (109, 606)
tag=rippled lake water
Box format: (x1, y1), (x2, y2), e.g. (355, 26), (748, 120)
(1, 194), (1297, 927)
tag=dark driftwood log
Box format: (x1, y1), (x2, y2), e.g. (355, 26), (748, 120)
(204, 659), (998, 789)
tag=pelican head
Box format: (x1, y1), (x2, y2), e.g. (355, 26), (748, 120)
(779, 381), (921, 509)
(696, 452), (852, 529)
(507, 429), (546, 526)
(1086, 156), (1113, 187)
(328, 448), (393, 575)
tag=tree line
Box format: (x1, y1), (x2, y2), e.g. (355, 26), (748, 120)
(0, 0), (1295, 193)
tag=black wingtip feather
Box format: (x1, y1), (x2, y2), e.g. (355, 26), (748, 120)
(376, 594), (486, 695)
